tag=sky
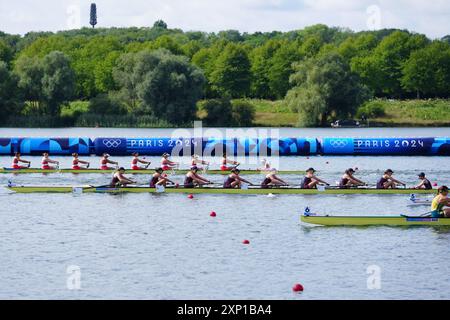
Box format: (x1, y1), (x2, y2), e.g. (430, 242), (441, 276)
(0, 0), (449, 39)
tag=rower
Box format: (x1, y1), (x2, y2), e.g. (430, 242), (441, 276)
(220, 152), (239, 171)
(223, 168), (253, 189)
(110, 167), (136, 187)
(301, 168), (330, 189)
(41, 152), (59, 170)
(413, 172), (432, 190)
(72, 153), (90, 170)
(376, 169), (406, 189)
(184, 166), (211, 188)
(150, 167), (176, 187)
(431, 186), (450, 218)
(12, 152), (31, 169)
(339, 168), (366, 188)
(261, 169), (288, 188)
(131, 152), (151, 170)
(100, 153), (118, 170)
(191, 154), (209, 170)
(161, 153), (178, 171)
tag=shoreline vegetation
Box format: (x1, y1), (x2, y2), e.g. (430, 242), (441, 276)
(1, 22), (450, 128)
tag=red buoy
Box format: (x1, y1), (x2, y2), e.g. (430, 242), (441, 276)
(210, 211), (217, 217)
(433, 183), (438, 187)
(292, 283), (304, 292)
(188, 194), (194, 199)
(242, 240), (250, 245)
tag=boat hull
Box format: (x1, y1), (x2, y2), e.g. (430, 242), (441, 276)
(6, 186), (437, 195)
(301, 215), (450, 226)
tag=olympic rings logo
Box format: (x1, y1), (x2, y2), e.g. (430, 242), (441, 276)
(329, 139), (349, 148)
(102, 139), (122, 148)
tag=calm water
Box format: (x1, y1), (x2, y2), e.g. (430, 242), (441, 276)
(1, 127), (449, 299)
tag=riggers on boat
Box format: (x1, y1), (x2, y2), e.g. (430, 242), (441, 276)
(5, 185), (437, 195)
(300, 207), (450, 226)
(0, 168), (304, 175)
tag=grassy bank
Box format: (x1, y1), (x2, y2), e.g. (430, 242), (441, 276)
(244, 98), (450, 127)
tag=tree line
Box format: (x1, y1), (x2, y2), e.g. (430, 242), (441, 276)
(0, 22), (449, 127)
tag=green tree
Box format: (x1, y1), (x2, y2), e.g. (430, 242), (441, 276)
(89, 93), (126, 115)
(200, 99), (233, 127)
(153, 20), (168, 29)
(402, 41), (450, 98)
(268, 41), (302, 99)
(231, 100), (255, 126)
(250, 40), (281, 99)
(114, 49), (205, 125)
(41, 51), (75, 116)
(0, 61), (23, 122)
(352, 31), (429, 97)
(14, 55), (44, 110)
(210, 43), (251, 98)
(286, 52), (370, 127)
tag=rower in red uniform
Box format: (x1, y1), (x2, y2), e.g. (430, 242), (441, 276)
(72, 153), (90, 170)
(150, 168), (176, 187)
(100, 153), (118, 170)
(301, 168), (330, 189)
(261, 169), (288, 188)
(191, 154), (209, 171)
(220, 152), (239, 171)
(131, 153), (151, 170)
(223, 168), (253, 189)
(184, 166), (211, 188)
(376, 169), (406, 189)
(110, 167), (136, 187)
(12, 152), (31, 169)
(339, 168), (366, 188)
(41, 153), (59, 170)
(161, 153), (178, 171)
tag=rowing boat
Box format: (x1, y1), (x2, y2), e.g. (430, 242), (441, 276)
(300, 207), (449, 226)
(0, 168), (303, 175)
(301, 215), (450, 226)
(5, 185), (437, 195)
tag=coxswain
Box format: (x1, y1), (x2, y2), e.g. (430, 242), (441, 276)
(41, 152), (59, 170)
(339, 168), (366, 188)
(191, 154), (209, 170)
(413, 172), (433, 190)
(110, 167), (136, 187)
(220, 152), (239, 171)
(100, 153), (118, 170)
(223, 168), (253, 189)
(72, 153), (90, 170)
(376, 169), (406, 189)
(131, 152), (151, 170)
(149, 168), (176, 187)
(431, 186), (450, 218)
(12, 152), (31, 169)
(301, 168), (330, 189)
(161, 153), (178, 171)
(184, 166), (211, 188)
(261, 169), (288, 188)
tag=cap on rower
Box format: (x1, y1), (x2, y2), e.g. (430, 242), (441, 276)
(418, 172), (426, 177)
(190, 166), (199, 172)
(385, 169), (394, 174)
(346, 168), (355, 174)
(306, 167), (316, 173)
(438, 186), (448, 194)
(118, 167), (125, 171)
(103, 153), (110, 157)
(155, 167), (164, 173)
(231, 167), (240, 173)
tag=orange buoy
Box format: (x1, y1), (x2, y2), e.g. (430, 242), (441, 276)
(292, 283), (304, 292)
(188, 194), (194, 199)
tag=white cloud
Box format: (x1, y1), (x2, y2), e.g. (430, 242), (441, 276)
(0, 0), (448, 38)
